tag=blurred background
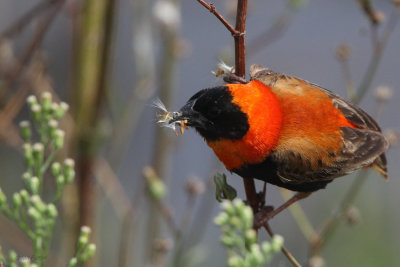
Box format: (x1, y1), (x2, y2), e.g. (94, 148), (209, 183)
(0, 0), (399, 266)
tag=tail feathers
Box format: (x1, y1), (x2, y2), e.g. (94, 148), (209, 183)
(372, 153), (388, 180)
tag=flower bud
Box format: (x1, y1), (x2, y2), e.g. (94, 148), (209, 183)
(31, 195), (46, 213)
(56, 175), (65, 186)
(47, 203), (58, 218)
(51, 162), (62, 177)
(22, 172), (31, 185)
(28, 207), (41, 221)
(271, 235), (284, 252)
(78, 235), (89, 252)
(26, 95), (38, 108)
(51, 102), (59, 114)
(23, 144), (33, 168)
(80, 244), (96, 261)
(32, 143), (44, 166)
(31, 104), (42, 121)
(245, 229), (257, 245)
(54, 102), (69, 119)
(19, 121), (31, 142)
(19, 256), (31, 267)
(242, 206), (253, 229)
(249, 243), (263, 264)
(41, 92), (52, 112)
(261, 241), (272, 254)
(54, 129), (65, 149)
(67, 257), (78, 267)
(227, 255), (243, 267)
(12, 193), (22, 209)
(48, 119), (58, 138)
(19, 190), (30, 205)
(221, 235), (236, 248)
(64, 159), (75, 182)
(8, 250), (17, 262)
(29, 177), (40, 195)
(214, 212), (229, 226)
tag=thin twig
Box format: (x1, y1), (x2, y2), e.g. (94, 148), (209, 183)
(357, 0), (380, 25)
(264, 223), (302, 267)
(353, 6), (400, 103)
(280, 189), (317, 243)
(196, 0), (238, 36)
(155, 201), (181, 239)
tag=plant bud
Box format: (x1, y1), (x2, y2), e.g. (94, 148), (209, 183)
(51, 162), (62, 177)
(26, 95), (38, 108)
(19, 121), (31, 141)
(54, 129), (65, 149)
(41, 92), (52, 112)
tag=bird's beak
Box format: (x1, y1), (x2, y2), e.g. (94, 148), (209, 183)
(169, 100), (208, 129)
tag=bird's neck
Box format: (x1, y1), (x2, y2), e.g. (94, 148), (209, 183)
(207, 80), (282, 170)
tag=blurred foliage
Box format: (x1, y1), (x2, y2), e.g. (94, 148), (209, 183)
(0, 93), (95, 266)
(215, 199), (283, 267)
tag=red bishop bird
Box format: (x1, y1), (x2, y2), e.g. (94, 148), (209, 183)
(169, 64), (389, 219)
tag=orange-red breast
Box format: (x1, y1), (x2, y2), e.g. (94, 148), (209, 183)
(171, 64), (388, 193)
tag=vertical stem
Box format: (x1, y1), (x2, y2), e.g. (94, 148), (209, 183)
(234, 0), (248, 78)
(243, 179), (258, 213)
(72, 0), (114, 265)
(233, 0), (259, 223)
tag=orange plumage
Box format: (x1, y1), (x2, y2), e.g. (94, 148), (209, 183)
(207, 80), (282, 170)
(170, 64), (388, 193)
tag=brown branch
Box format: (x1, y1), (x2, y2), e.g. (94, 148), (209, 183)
(196, 0), (238, 36)
(353, 5), (400, 103)
(233, 0), (247, 77)
(231, 0), (258, 223)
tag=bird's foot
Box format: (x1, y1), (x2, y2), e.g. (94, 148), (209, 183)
(253, 205), (274, 229)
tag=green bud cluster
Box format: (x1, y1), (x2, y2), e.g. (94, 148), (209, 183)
(67, 226), (96, 267)
(0, 93), (92, 267)
(23, 93), (68, 151)
(215, 199), (283, 267)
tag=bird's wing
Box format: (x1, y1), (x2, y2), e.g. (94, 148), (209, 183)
(270, 127), (388, 184)
(250, 64), (389, 183)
